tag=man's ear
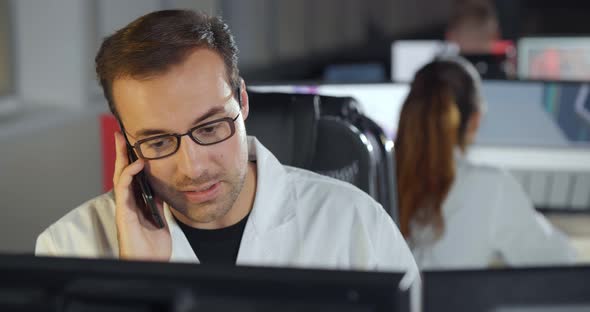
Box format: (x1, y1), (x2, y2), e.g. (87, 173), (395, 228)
(239, 78), (249, 121)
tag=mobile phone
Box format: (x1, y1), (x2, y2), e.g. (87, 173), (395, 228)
(117, 125), (165, 229)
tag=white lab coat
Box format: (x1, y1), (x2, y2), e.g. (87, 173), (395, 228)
(36, 137), (418, 286)
(410, 152), (577, 269)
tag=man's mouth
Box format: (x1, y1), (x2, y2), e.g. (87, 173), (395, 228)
(181, 182), (221, 203)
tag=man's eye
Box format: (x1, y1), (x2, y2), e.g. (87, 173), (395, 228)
(197, 125), (218, 135)
(148, 138), (172, 149)
(150, 141), (164, 148)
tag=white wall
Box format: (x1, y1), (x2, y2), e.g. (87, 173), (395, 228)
(0, 108), (103, 253)
(14, 0), (93, 108)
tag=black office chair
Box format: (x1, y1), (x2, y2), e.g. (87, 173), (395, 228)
(356, 115), (399, 224)
(246, 91), (378, 199)
(318, 95), (399, 223)
(311, 117), (378, 199)
(246, 92), (320, 169)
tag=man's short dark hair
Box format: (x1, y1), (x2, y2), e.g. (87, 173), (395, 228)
(95, 10), (240, 120)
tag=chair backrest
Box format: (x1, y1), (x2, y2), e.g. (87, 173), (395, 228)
(246, 92), (320, 169)
(311, 117), (378, 199)
(318, 95), (399, 223)
(356, 115), (399, 224)
(247, 91), (378, 198)
(318, 95), (363, 120)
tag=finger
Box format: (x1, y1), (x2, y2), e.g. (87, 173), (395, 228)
(113, 131), (130, 186)
(115, 158), (145, 194)
(114, 158), (145, 222)
(154, 196), (168, 227)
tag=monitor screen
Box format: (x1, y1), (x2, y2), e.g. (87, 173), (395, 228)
(478, 80), (590, 148)
(391, 40), (459, 82)
(518, 37), (590, 81)
(0, 254), (406, 312)
(423, 267), (590, 312)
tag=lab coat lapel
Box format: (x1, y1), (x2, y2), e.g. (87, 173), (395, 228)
(236, 137), (298, 266)
(165, 203), (200, 263)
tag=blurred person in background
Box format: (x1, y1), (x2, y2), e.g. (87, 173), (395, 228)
(445, 0), (517, 79)
(445, 0), (500, 54)
(395, 57), (576, 269)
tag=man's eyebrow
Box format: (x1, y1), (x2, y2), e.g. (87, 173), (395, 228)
(134, 106), (227, 138)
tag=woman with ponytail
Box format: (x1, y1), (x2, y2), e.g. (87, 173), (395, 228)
(395, 58), (575, 269)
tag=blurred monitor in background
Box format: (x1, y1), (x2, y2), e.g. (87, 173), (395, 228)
(323, 63), (386, 83)
(391, 40), (459, 82)
(542, 82), (590, 145)
(518, 37), (590, 81)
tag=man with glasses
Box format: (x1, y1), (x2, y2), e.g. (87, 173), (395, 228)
(35, 10), (418, 283)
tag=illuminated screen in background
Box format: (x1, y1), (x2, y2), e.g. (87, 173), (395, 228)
(518, 38), (590, 81)
(542, 82), (590, 144)
(458, 81), (590, 147)
(316, 84), (409, 138)
(250, 82), (590, 148)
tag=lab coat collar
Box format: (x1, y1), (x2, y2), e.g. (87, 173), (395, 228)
(237, 136), (297, 265)
(245, 136), (295, 234)
(165, 136), (297, 264)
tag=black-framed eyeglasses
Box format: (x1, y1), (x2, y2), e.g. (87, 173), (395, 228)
(128, 112), (241, 160)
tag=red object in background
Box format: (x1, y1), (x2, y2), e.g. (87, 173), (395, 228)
(100, 114), (119, 192)
(491, 40), (514, 55)
(530, 49), (561, 80)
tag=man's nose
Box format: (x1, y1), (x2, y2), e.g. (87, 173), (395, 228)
(175, 136), (207, 177)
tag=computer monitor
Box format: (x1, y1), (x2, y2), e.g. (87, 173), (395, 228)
(316, 84), (409, 139)
(391, 40), (459, 82)
(0, 254), (407, 312)
(518, 37), (590, 82)
(423, 267), (590, 312)
(478, 80), (590, 147)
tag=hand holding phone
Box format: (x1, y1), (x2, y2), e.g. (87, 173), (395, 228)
(112, 131), (171, 261)
(125, 143), (165, 229)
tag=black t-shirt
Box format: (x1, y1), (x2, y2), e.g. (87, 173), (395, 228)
(175, 214), (249, 265)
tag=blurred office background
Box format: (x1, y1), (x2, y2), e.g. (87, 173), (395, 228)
(0, 0), (589, 265)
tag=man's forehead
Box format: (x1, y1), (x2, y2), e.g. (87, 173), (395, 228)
(111, 49), (237, 133)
